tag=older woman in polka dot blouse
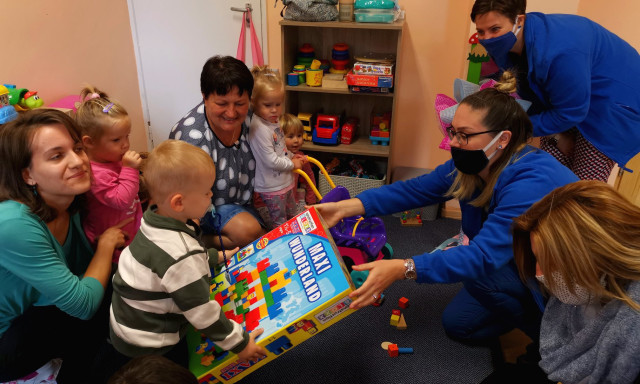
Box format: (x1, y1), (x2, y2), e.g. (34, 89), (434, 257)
(170, 55), (266, 248)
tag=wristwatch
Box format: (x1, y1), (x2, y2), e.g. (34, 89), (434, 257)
(404, 258), (417, 280)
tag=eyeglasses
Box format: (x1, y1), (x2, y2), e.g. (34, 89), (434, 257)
(446, 126), (503, 146)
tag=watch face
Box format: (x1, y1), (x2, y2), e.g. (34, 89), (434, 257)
(406, 270), (417, 280)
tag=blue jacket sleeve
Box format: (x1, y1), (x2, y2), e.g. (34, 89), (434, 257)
(0, 215), (104, 319)
(529, 51), (591, 137)
(357, 160), (456, 217)
(413, 159), (578, 283)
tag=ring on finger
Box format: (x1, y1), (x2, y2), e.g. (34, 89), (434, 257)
(372, 294), (378, 300)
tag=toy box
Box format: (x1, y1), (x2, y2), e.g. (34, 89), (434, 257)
(346, 70), (393, 88)
(187, 207), (355, 383)
(353, 61), (394, 76)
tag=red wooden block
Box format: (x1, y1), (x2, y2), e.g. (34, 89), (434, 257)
(388, 343), (399, 357)
(399, 297), (409, 309)
(392, 309), (401, 316)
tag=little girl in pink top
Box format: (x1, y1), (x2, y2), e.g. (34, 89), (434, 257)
(76, 86), (143, 263)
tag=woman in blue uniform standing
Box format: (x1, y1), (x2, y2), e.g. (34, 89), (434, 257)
(472, 0), (640, 181)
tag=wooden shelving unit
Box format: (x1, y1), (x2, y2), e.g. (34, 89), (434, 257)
(280, 19), (404, 181)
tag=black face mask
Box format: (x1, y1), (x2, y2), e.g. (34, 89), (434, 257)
(450, 132), (504, 175)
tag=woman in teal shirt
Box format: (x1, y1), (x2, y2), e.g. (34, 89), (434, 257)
(0, 109), (129, 382)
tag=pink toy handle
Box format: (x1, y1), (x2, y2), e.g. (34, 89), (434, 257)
(236, 10), (264, 66)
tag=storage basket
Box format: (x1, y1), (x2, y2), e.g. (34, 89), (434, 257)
(318, 174), (386, 197)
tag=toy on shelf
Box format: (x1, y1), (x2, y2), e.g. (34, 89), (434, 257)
(294, 156), (393, 271)
(340, 117), (359, 144)
(0, 85), (18, 124)
(298, 112), (315, 141)
(306, 59), (323, 87)
(331, 43), (350, 73)
(312, 113), (341, 145)
(466, 33), (491, 84)
(400, 209), (422, 226)
(4, 84), (44, 111)
(369, 111), (391, 146)
(297, 43), (315, 68)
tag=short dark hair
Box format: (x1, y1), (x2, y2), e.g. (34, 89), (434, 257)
(470, 0), (526, 22)
(200, 55), (254, 99)
(0, 109), (84, 222)
(108, 355), (197, 384)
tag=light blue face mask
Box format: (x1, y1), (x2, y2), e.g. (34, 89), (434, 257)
(478, 18), (521, 69)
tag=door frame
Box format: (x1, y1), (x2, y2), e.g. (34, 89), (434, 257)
(126, 0), (268, 150)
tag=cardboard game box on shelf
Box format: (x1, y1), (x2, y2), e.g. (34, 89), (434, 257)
(346, 70), (394, 88)
(187, 207), (356, 384)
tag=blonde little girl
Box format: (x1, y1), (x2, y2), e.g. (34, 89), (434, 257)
(281, 113), (317, 206)
(77, 86), (143, 262)
(248, 67), (306, 228)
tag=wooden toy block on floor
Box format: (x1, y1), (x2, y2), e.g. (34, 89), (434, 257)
(400, 210), (423, 226)
(390, 314), (400, 327)
(372, 293), (385, 307)
(388, 343), (399, 357)
(398, 297), (409, 309)
(397, 313), (407, 330)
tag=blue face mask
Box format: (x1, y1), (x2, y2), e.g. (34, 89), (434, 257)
(478, 19), (521, 69)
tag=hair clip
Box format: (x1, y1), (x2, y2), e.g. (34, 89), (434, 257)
(89, 93), (100, 100)
(103, 103), (115, 113)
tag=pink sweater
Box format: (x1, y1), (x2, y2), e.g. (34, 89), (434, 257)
(83, 161), (143, 263)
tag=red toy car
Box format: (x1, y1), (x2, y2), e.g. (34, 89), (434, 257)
(340, 117), (359, 144)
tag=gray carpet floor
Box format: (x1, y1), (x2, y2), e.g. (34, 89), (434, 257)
(238, 214), (496, 384)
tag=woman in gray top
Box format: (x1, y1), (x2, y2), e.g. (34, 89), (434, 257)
(513, 180), (640, 384)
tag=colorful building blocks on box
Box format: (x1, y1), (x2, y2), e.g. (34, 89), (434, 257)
(398, 297), (409, 309)
(187, 207), (355, 383)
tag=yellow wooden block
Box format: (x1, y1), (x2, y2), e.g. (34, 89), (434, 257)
(390, 314), (400, 326)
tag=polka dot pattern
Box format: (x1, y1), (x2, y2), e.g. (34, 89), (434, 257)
(169, 101), (255, 207)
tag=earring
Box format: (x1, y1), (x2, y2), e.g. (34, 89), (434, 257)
(30, 183), (38, 196)
(498, 145), (503, 149)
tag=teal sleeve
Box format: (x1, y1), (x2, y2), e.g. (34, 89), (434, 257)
(0, 214), (104, 319)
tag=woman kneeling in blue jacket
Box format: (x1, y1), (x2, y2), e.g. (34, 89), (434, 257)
(315, 82), (578, 343)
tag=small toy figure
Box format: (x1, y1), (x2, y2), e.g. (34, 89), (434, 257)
(0, 85), (18, 124)
(369, 111), (391, 145)
(20, 91), (44, 110)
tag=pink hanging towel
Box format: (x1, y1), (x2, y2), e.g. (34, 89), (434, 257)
(236, 10), (264, 66)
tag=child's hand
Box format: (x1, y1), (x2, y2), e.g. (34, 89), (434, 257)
(236, 328), (268, 363)
(292, 157), (305, 170)
(218, 247), (239, 264)
(122, 150), (143, 169)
